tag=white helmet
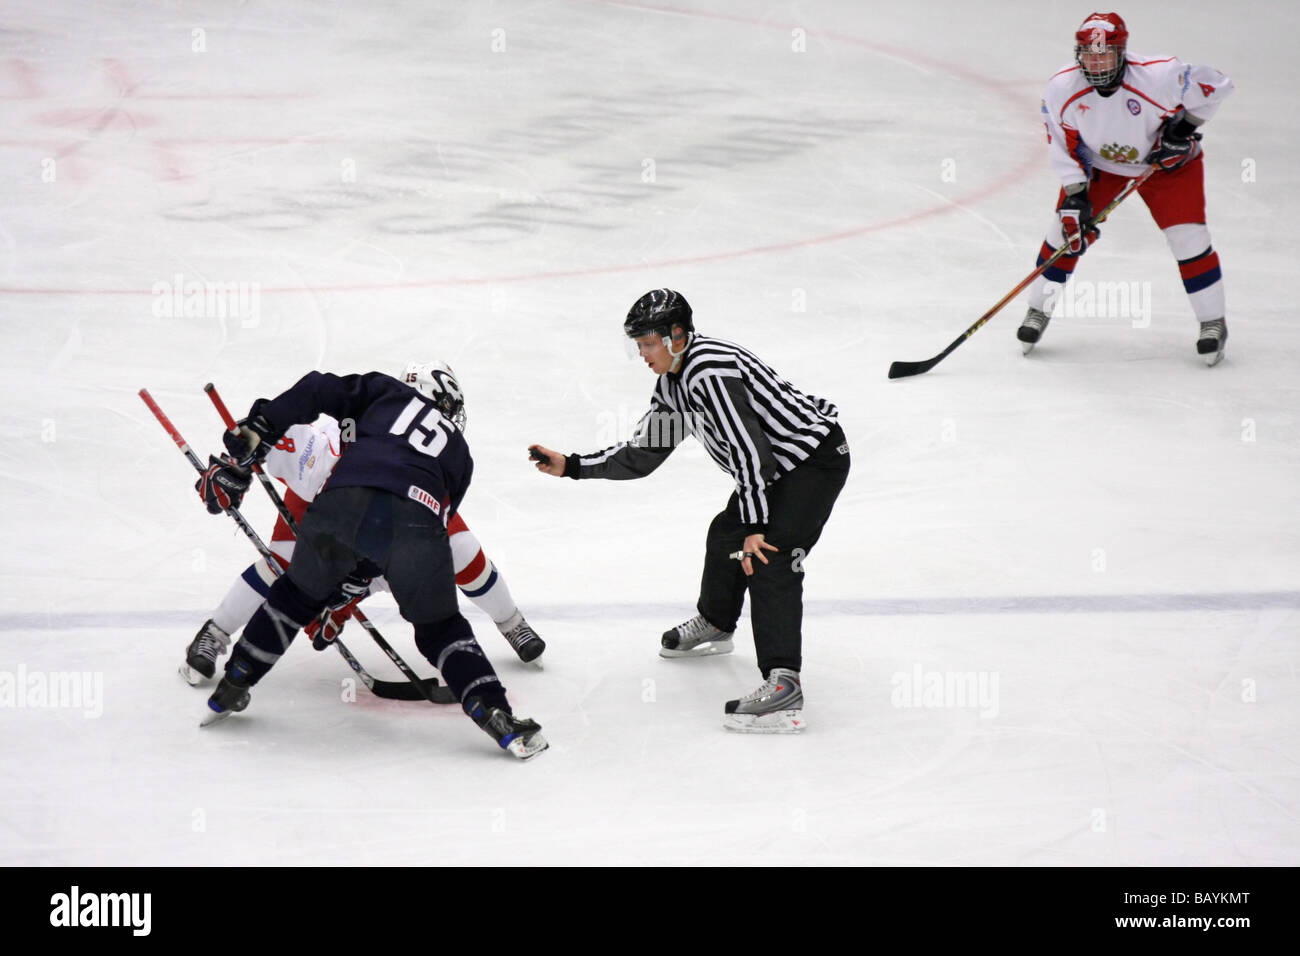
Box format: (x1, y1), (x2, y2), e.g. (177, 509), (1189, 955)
(400, 360), (466, 430)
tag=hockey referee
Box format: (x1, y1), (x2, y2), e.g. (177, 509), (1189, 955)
(530, 289), (849, 733)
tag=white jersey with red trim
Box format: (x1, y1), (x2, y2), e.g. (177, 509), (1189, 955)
(261, 419), (341, 504)
(255, 419), (342, 564)
(1042, 54), (1233, 187)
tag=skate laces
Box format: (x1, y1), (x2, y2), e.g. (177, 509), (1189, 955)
(676, 615), (713, 640)
(741, 672), (781, 703)
(196, 626), (230, 659)
(746, 670), (797, 703)
(1199, 319), (1225, 339)
(503, 620), (537, 649)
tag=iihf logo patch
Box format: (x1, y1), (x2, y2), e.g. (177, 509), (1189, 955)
(1126, 98), (1141, 115)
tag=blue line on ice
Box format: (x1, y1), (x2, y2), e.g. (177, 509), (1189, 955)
(4, 591), (1297, 630)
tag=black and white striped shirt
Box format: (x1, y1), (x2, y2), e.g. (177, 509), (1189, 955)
(568, 335), (839, 528)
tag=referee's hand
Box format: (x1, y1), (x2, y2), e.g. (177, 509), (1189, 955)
(528, 444), (565, 477)
(735, 533), (778, 577)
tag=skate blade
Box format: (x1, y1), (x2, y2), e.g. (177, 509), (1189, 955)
(179, 663), (206, 686)
(722, 709), (805, 734)
(660, 639), (734, 659)
(516, 646), (545, 667)
(199, 705), (235, 728)
(1020, 341), (1036, 356)
(1203, 350), (1224, 367)
(504, 733), (549, 760)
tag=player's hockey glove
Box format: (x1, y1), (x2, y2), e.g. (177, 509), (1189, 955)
(195, 455), (251, 514)
(222, 412), (277, 469)
(1146, 112), (1202, 172)
(307, 571), (372, 650)
(1058, 184), (1098, 256)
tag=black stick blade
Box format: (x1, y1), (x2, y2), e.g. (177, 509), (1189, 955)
(888, 337), (961, 379)
(888, 358), (940, 379)
(370, 677), (457, 703)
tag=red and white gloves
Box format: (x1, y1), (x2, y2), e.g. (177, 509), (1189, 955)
(1058, 185), (1097, 256)
(196, 411), (278, 514)
(195, 455), (251, 514)
(306, 572), (372, 651)
(304, 604), (355, 651)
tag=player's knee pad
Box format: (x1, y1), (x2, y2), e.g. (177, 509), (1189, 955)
(265, 574), (323, 629)
(413, 614), (474, 662)
(1163, 223), (1212, 261)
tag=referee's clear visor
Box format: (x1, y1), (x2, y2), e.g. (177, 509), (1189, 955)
(624, 331), (671, 360)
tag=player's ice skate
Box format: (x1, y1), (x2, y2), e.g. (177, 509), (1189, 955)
(660, 613), (734, 658)
(1018, 307), (1051, 355)
(463, 696), (548, 759)
(180, 619), (231, 686)
(1197, 318), (1227, 366)
(499, 612), (546, 665)
(723, 668), (805, 733)
(200, 672), (251, 727)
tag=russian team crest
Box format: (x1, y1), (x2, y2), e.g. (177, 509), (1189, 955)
(1099, 142), (1141, 163)
(1126, 98), (1141, 115)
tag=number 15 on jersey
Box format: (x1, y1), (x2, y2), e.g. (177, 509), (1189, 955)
(390, 396), (455, 458)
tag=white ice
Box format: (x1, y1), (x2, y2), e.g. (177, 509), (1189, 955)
(1, 0), (1297, 865)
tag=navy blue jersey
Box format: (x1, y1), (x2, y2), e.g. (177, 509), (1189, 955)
(250, 371), (472, 521)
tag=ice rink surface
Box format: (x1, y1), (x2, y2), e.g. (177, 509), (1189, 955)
(2, 0), (1297, 865)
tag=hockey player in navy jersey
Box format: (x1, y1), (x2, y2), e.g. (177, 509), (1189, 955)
(1018, 12), (1233, 365)
(196, 362), (546, 759)
(184, 387), (545, 688)
(530, 290), (850, 734)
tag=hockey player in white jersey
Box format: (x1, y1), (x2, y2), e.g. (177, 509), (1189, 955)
(184, 370), (545, 684)
(1018, 12), (1233, 365)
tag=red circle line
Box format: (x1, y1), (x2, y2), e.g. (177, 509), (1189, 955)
(1, 3), (1039, 296)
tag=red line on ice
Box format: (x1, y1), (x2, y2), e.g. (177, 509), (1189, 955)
(0, 5), (1039, 296)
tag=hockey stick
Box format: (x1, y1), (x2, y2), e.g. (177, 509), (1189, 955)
(887, 164), (1158, 379)
(204, 383), (299, 531)
(138, 388), (449, 703)
(201, 383), (457, 705)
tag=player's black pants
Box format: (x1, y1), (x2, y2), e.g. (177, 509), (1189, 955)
(228, 486), (506, 707)
(696, 424), (850, 676)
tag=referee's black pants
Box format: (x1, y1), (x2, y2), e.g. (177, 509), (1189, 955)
(696, 424), (850, 676)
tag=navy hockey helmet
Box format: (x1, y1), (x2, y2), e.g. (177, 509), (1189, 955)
(1075, 12), (1128, 90)
(401, 360), (467, 430)
(624, 289), (693, 339)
